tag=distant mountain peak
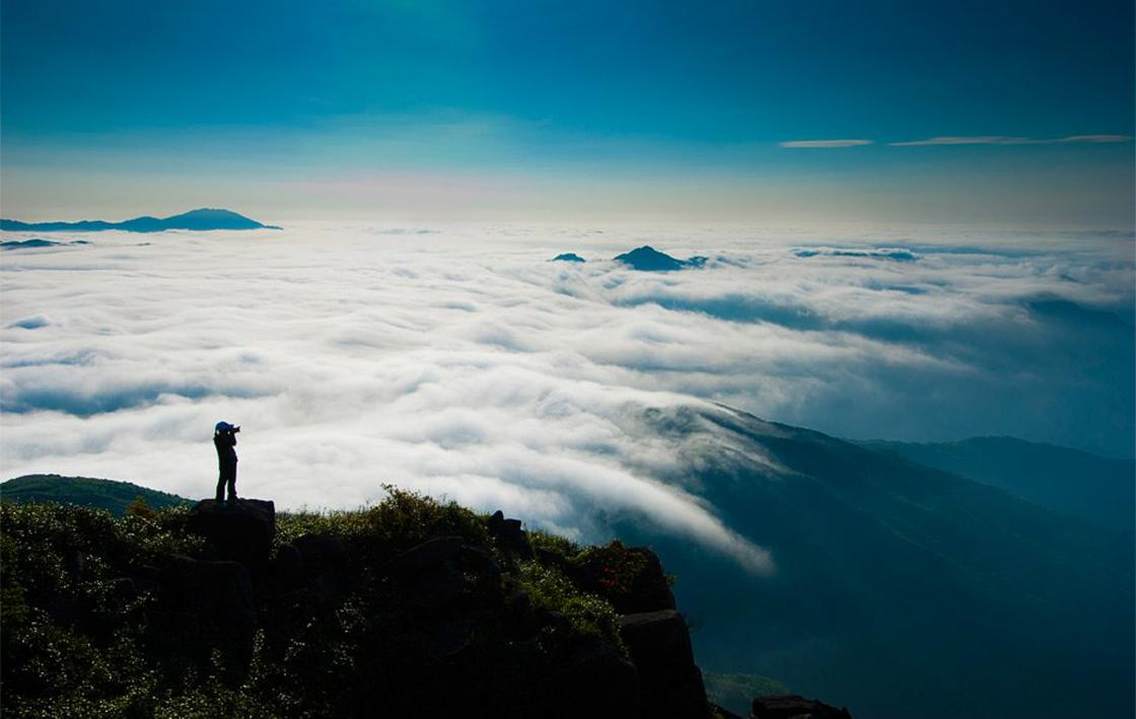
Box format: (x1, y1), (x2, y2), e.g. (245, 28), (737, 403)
(551, 252), (586, 263)
(613, 245), (706, 271)
(175, 208), (248, 219)
(0, 208), (281, 233)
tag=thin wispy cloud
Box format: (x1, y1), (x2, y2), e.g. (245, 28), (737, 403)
(891, 134), (1133, 146)
(779, 139), (874, 148)
(1059, 134), (1134, 143)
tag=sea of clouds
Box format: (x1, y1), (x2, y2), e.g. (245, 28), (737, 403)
(1, 222), (1131, 569)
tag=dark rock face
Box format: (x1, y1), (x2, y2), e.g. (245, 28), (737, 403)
(551, 252), (586, 263)
(539, 637), (640, 718)
(187, 499), (275, 571)
(619, 609), (710, 719)
(751, 695), (853, 719)
(149, 554), (257, 677)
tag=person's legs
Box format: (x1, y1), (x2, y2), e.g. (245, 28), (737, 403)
(215, 471), (226, 502)
(225, 463), (238, 502)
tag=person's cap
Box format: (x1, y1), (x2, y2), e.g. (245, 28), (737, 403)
(215, 421), (233, 432)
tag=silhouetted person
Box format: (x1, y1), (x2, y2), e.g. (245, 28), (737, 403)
(214, 421), (240, 503)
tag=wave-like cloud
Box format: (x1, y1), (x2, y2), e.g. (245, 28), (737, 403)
(0, 224), (1131, 571)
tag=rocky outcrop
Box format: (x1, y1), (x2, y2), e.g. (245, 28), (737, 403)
(620, 609), (710, 718)
(751, 695), (853, 719)
(187, 498), (275, 571)
(487, 509), (533, 558)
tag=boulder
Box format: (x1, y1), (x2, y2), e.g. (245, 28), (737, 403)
(488, 510), (533, 559)
(187, 498), (275, 571)
(751, 695), (853, 719)
(619, 609), (709, 718)
(150, 554), (257, 677)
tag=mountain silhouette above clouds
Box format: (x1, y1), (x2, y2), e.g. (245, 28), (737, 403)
(0, 208), (281, 233)
(613, 245), (708, 271)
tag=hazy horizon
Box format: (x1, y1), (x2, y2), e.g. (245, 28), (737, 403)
(2, 0), (1133, 226)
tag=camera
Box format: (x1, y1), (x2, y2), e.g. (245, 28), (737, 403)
(232, 426), (240, 433)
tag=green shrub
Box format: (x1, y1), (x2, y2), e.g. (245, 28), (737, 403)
(517, 561), (623, 652)
(528, 530), (581, 560)
(275, 486), (487, 557)
(574, 540), (651, 598)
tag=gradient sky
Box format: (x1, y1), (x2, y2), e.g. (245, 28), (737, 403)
(2, 0), (1133, 223)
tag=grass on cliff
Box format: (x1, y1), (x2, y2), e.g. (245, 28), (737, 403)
(273, 484), (488, 553)
(275, 489), (621, 649)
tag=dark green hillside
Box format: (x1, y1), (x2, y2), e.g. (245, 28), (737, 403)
(859, 437), (1135, 532)
(1, 474), (192, 515)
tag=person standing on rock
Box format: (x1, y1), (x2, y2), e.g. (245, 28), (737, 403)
(214, 421), (240, 504)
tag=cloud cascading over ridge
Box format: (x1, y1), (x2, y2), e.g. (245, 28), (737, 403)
(0, 223), (1132, 571)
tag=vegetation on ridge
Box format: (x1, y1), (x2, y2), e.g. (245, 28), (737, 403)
(0, 489), (666, 718)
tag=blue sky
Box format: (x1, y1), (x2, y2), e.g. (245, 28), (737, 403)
(2, 0), (1133, 223)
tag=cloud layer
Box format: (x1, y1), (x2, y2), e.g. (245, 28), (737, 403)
(1, 223), (1132, 568)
